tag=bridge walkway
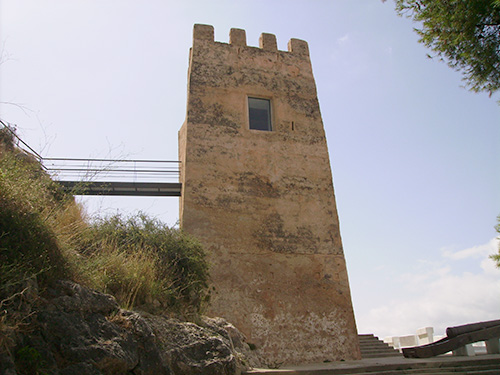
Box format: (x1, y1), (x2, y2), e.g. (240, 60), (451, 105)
(43, 157), (181, 197)
(2, 121), (181, 197)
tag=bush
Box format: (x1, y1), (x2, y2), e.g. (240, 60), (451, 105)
(80, 213), (210, 315)
(0, 126), (210, 318)
(0, 148), (73, 288)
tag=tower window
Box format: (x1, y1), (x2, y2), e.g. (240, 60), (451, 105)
(248, 97), (272, 131)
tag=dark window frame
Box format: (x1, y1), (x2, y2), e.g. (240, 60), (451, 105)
(248, 97), (272, 131)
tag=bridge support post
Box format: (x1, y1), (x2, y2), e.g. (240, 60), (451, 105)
(486, 338), (500, 354)
(453, 344), (475, 357)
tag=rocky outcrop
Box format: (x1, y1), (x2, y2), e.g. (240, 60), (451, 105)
(0, 280), (257, 375)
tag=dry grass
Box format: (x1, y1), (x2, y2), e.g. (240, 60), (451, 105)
(82, 242), (160, 309)
(0, 126), (209, 317)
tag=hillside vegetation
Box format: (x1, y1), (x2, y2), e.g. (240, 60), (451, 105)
(0, 126), (261, 375)
(0, 126), (210, 321)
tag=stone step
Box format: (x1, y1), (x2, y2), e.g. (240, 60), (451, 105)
(358, 346), (396, 351)
(370, 362), (500, 374)
(359, 340), (394, 347)
(349, 369), (500, 375)
(244, 355), (500, 375)
(358, 334), (402, 359)
(359, 347), (400, 353)
(361, 351), (402, 359)
(344, 370), (500, 375)
(359, 340), (393, 346)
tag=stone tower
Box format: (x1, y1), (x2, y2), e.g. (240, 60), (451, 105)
(179, 24), (360, 365)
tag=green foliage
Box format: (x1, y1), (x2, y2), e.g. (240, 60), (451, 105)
(0, 126), (210, 318)
(80, 213), (210, 315)
(393, 0), (500, 96)
(490, 215), (500, 268)
(0, 146), (72, 287)
(16, 346), (47, 375)
(0, 126), (15, 152)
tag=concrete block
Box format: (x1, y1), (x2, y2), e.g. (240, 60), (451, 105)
(453, 344), (475, 357)
(416, 327), (434, 345)
(486, 338), (500, 354)
(391, 336), (401, 351)
(399, 335), (418, 348)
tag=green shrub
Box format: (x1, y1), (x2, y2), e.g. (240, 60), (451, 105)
(0, 126), (210, 319)
(15, 346), (47, 375)
(0, 150), (72, 288)
(80, 213), (210, 315)
(78, 240), (160, 309)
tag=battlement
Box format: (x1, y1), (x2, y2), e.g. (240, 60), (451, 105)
(193, 24), (309, 57)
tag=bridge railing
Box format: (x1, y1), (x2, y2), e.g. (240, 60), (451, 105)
(2, 121), (182, 196)
(43, 158), (182, 196)
(43, 158), (180, 183)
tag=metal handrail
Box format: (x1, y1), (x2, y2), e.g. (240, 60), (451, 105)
(0, 120), (46, 168)
(1, 120), (181, 185)
(43, 158), (180, 164)
(44, 158), (180, 183)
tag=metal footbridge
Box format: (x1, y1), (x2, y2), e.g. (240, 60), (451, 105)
(1, 121), (181, 197)
(44, 158), (181, 197)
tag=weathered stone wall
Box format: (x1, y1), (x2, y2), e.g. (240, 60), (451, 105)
(179, 24), (360, 366)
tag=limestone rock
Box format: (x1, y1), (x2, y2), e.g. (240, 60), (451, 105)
(141, 314), (241, 375)
(47, 279), (119, 315)
(1, 280), (252, 375)
(200, 317), (263, 369)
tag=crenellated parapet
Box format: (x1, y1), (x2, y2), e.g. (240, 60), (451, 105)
(193, 23), (309, 57)
(186, 24), (320, 134)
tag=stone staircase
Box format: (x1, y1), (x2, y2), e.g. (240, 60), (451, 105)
(244, 334), (500, 374)
(358, 333), (402, 358)
(245, 355), (500, 374)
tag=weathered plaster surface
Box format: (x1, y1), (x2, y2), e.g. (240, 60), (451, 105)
(179, 24), (360, 366)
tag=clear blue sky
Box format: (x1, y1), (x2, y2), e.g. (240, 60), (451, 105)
(1, 0), (499, 339)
